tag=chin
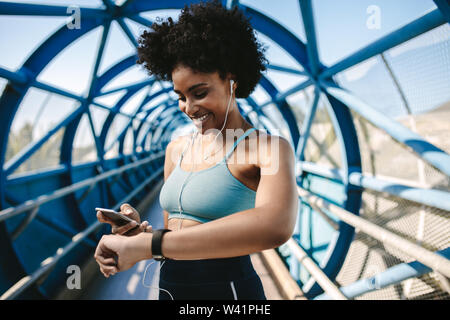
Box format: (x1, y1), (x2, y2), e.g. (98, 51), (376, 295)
(193, 118), (219, 135)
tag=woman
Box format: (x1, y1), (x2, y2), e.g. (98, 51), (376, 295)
(94, 0), (298, 300)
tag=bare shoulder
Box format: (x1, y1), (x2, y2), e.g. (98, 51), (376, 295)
(164, 133), (193, 178)
(251, 131), (295, 174)
(250, 130), (294, 156)
(166, 134), (191, 153)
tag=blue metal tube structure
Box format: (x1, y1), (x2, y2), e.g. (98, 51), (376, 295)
(286, 238), (348, 300)
(301, 161), (450, 212)
(296, 86), (321, 162)
(433, 0), (450, 23)
(314, 247), (450, 300)
(298, 0), (322, 76)
(322, 82), (450, 177)
(266, 64), (307, 76)
(297, 187), (450, 278)
(319, 9), (446, 80)
(97, 79), (155, 96)
(0, 152), (164, 222)
(0, 0), (448, 299)
(0, 166), (164, 300)
(0, 67), (28, 85)
(0, 2), (108, 18)
(257, 79), (314, 110)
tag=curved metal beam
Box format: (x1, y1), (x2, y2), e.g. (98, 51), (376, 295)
(0, 1), (363, 300)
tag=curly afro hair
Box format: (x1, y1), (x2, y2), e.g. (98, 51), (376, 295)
(136, 0), (267, 98)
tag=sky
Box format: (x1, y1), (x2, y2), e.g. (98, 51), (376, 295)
(0, 0), (446, 150)
(0, 0), (438, 68)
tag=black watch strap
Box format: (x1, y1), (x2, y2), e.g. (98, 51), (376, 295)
(152, 229), (171, 261)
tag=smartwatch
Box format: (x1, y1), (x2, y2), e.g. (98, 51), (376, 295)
(152, 229), (171, 261)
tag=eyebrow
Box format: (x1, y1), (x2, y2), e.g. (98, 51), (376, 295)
(173, 82), (208, 94)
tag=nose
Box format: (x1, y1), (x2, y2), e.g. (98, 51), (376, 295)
(183, 98), (199, 117)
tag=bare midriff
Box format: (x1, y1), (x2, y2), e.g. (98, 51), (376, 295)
(168, 217), (203, 231)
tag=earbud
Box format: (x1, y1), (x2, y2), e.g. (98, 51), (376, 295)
(230, 79), (234, 95)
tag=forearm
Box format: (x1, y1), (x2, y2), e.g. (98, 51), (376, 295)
(159, 207), (291, 260)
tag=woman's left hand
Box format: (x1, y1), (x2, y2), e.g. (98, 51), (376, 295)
(94, 233), (151, 277)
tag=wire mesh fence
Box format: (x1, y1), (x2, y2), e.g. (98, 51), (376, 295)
(335, 190), (450, 300)
(286, 23), (450, 299)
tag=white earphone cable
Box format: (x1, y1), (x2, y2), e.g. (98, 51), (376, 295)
(141, 260), (174, 300)
(203, 79), (235, 160)
(142, 80), (235, 300)
(177, 79), (235, 231)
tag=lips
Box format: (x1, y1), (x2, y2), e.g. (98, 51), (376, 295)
(191, 112), (212, 126)
(191, 112), (210, 120)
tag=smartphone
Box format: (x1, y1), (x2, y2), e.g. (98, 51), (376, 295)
(95, 207), (139, 227)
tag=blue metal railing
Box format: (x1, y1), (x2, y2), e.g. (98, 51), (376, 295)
(0, 152), (164, 299)
(314, 247), (450, 300)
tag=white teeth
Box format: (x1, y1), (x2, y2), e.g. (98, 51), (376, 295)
(193, 113), (210, 122)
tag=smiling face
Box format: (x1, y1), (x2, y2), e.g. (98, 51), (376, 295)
(172, 65), (236, 135)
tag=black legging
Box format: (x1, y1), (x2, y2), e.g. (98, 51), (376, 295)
(158, 255), (267, 300)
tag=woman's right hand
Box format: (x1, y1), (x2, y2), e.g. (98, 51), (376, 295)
(96, 203), (152, 236)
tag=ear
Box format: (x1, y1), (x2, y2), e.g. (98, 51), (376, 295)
(226, 73), (237, 88)
(230, 78), (237, 93)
